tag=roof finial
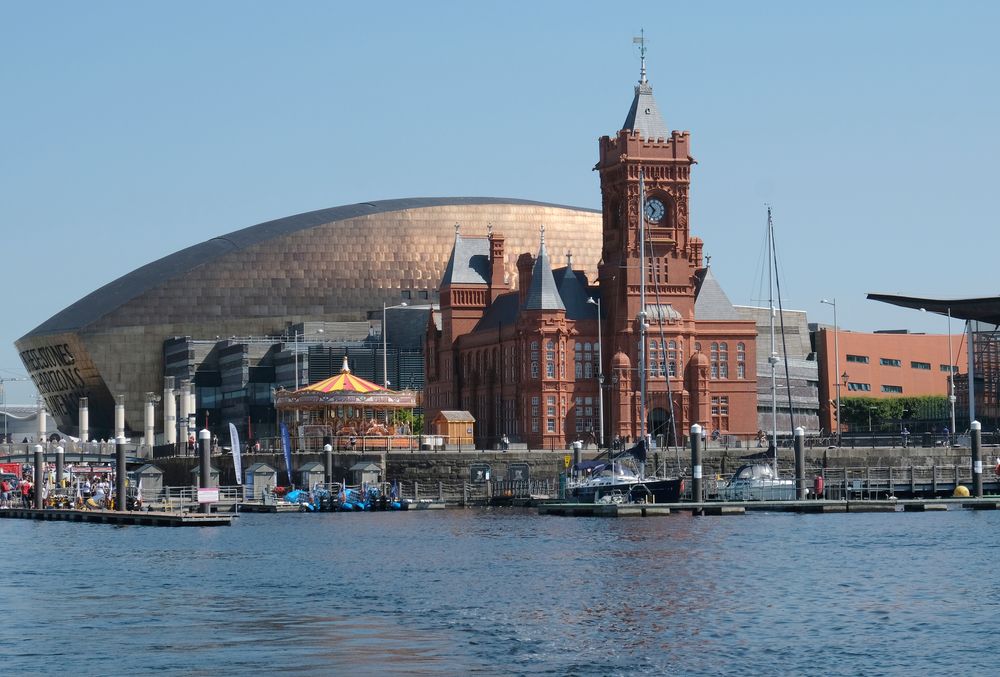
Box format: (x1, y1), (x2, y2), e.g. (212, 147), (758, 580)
(454, 222), (461, 236)
(705, 254), (712, 268)
(340, 355), (351, 374)
(539, 224), (546, 246)
(633, 29), (647, 84)
(487, 222), (493, 236)
(566, 250), (573, 267)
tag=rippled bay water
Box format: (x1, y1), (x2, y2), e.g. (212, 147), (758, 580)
(3, 507), (999, 675)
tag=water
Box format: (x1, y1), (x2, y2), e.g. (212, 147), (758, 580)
(3, 508), (1000, 675)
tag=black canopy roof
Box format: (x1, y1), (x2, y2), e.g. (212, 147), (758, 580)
(867, 293), (1000, 325)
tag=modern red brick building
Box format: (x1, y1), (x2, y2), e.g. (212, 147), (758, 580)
(424, 60), (759, 448)
(814, 328), (966, 433)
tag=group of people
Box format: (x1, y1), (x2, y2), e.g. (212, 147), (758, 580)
(0, 474), (37, 508)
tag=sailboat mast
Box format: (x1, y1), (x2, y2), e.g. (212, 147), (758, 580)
(767, 206), (779, 474)
(639, 169), (648, 451)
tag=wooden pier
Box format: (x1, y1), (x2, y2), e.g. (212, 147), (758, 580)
(0, 507), (232, 526)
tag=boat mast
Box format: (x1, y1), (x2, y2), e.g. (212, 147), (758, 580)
(639, 168), (648, 465)
(767, 206), (779, 475)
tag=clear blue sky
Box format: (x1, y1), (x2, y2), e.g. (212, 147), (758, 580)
(2, 1), (997, 404)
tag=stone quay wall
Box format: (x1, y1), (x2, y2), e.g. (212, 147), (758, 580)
(149, 444), (998, 488)
(155, 450), (570, 487)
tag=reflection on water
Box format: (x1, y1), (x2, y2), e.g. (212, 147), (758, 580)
(2, 508), (1000, 674)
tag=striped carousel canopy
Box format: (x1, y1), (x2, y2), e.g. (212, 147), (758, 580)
(302, 356), (384, 394)
(274, 356), (417, 410)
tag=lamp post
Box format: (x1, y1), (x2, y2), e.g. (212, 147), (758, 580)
(821, 298), (841, 446)
(382, 302), (408, 389)
(587, 297), (605, 450)
(294, 329), (301, 391)
(947, 308), (957, 442)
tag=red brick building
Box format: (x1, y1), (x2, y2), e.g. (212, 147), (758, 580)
(424, 61), (758, 448)
(815, 328), (966, 433)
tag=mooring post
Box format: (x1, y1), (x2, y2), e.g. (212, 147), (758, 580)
(199, 428), (211, 514)
(793, 426), (805, 500)
(324, 444), (333, 487)
(115, 436), (127, 511)
(33, 444), (44, 509)
(438, 481), (443, 501)
(971, 420), (983, 497)
(690, 424), (702, 509)
(55, 444), (64, 494)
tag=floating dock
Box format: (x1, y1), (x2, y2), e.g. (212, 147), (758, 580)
(0, 507), (232, 526)
(538, 503), (673, 517)
(538, 497), (1000, 517)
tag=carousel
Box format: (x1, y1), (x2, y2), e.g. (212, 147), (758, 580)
(274, 356), (418, 451)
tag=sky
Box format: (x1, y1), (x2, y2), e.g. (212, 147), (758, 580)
(2, 1), (998, 404)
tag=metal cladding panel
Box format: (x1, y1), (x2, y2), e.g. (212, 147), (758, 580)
(16, 200), (602, 434)
(21, 198), (600, 338)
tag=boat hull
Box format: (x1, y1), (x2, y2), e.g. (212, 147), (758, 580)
(569, 477), (684, 504)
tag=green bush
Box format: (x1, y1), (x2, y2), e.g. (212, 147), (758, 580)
(840, 395), (949, 430)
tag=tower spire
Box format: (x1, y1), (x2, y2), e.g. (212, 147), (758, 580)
(633, 29), (647, 84)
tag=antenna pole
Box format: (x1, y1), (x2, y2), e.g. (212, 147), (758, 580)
(767, 206), (779, 475)
(639, 169), (648, 460)
(633, 30), (648, 84)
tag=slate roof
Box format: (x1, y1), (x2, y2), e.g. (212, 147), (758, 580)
(694, 267), (743, 321)
(474, 293), (520, 331)
(554, 266), (596, 320)
(523, 240), (565, 311)
(440, 234), (490, 286)
(622, 81), (670, 141)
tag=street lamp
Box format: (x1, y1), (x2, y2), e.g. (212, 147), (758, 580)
(383, 302), (408, 389)
(821, 298), (841, 446)
(947, 308), (957, 442)
(587, 297), (605, 450)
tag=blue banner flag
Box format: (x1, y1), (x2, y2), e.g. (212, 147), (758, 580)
(280, 423), (293, 486)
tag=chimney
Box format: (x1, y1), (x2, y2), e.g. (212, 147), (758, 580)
(517, 252), (534, 306)
(488, 230), (506, 302)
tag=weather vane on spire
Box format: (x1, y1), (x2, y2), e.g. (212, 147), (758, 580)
(539, 224), (546, 245)
(454, 222), (461, 236)
(633, 29), (647, 84)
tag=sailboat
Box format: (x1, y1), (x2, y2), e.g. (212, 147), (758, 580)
(720, 206), (795, 501)
(566, 168), (684, 504)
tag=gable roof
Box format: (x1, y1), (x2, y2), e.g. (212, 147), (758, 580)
(694, 267), (743, 321)
(436, 410), (475, 422)
(553, 266), (595, 319)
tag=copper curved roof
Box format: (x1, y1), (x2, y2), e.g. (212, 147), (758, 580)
(23, 197), (600, 338)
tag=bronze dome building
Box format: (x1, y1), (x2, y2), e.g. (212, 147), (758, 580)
(16, 197), (602, 438)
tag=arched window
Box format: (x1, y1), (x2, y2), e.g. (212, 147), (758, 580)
(737, 342), (746, 380)
(720, 342), (729, 379)
(668, 340), (678, 377)
(546, 340), (556, 379)
(530, 341), (539, 379)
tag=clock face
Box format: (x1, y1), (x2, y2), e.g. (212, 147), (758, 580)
(644, 198), (665, 223)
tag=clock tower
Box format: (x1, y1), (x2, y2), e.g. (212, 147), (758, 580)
(596, 47), (704, 443)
